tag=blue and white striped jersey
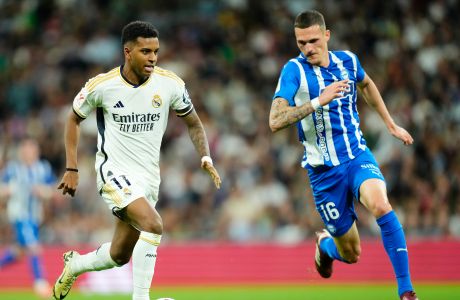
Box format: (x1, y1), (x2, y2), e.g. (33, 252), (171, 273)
(1, 160), (55, 223)
(274, 50), (368, 170)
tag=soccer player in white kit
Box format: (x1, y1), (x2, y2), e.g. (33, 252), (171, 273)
(53, 21), (221, 300)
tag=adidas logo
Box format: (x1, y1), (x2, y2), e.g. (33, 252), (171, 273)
(113, 101), (124, 108)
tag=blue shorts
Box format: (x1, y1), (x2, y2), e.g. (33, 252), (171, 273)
(307, 149), (385, 237)
(13, 220), (39, 247)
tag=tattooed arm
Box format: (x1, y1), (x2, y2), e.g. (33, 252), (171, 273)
(269, 97), (315, 132)
(182, 109), (210, 157)
(182, 109), (221, 188)
(269, 79), (350, 133)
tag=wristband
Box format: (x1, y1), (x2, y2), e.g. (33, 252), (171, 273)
(310, 98), (321, 110)
(201, 156), (213, 165)
(66, 168), (79, 172)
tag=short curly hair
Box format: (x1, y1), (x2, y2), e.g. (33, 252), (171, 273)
(121, 21), (159, 45)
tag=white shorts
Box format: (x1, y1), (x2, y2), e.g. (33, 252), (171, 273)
(99, 171), (158, 215)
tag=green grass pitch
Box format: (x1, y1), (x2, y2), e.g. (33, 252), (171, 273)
(1, 283), (458, 300)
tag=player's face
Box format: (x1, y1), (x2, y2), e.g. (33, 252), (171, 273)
(19, 139), (39, 165)
(125, 37), (160, 81)
(295, 25), (330, 67)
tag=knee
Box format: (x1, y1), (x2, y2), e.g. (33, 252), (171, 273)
(141, 216), (163, 235)
(372, 202), (393, 218)
(340, 244), (361, 264)
(27, 245), (41, 256)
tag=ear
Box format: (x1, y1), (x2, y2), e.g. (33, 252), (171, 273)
(325, 29), (331, 42)
(124, 46), (131, 59)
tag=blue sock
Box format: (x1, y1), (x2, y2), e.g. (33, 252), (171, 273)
(320, 237), (346, 262)
(377, 211), (413, 296)
(30, 255), (44, 281)
(0, 249), (17, 267)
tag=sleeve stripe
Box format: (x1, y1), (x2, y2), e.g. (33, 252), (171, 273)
(73, 107), (87, 119)
(154, 67), (184, 84)
(86, 72), (118, 92)
(175, 105), (194, 117)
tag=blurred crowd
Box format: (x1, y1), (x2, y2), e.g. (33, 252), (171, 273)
(0, 0), (459, 245)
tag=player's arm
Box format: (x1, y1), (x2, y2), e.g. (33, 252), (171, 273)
(181, 109), (221, 189)
(357, 74), (413, 145)
(269, 79), (350, 132)
(0, 183), (11, 200)
(269, 97), (314, 132)
(32, 184), (54, 200)
(0, 166), (11, 200)
(32, 162), (57, 200)
(58, 110), (84, 196)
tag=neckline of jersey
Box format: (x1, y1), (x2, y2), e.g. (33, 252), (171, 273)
(119, 65), (151, 88)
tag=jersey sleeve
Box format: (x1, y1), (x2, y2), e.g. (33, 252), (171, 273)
(40, 160), (56, 185)
(349, 51), (365, 82)
(356, 58), (365, 82)
(273, 61), (300, 106)
(72, 84), (103, 119)
(1, 163), (12, 183)
(171, 84), (194, 117)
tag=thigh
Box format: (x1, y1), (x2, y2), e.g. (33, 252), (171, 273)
(309, 165), (356, 237)
(359, 178), (392, 217)
(348, 150), (391, 217)
(123, 196), (162, 232)
(100, 171), (157, 215)
(348, 149), (385, 202)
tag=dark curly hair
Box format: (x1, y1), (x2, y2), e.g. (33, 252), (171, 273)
(121, 21), (159, 45)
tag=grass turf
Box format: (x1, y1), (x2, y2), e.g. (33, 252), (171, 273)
(1, 283), (458, 300)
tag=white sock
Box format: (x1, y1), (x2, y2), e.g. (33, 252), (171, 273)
(70, 242), (119, 276)
(132, 231), (161, 300)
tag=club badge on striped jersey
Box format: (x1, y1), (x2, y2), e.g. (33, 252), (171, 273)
(152, 95), (162, 108)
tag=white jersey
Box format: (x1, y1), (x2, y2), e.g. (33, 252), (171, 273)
(73, 66), (193, 199)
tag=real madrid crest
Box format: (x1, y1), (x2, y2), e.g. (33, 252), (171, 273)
(123, 187), (132, 196)
(152, 95), (162, 108)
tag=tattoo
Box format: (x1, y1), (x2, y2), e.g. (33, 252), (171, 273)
(183, 111), (210, 157)
(189, 125), (209, 157)
(269, 98), (315, 131)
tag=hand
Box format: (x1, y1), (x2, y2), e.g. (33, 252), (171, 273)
(57, 171), (79, 197)
(201, 161), (221, 189)
(389, 124), (414, 145)
(319, 79), (350, 106)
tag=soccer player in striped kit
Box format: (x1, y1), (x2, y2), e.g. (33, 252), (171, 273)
(269, 10), (417, 300)
(0, 138), (55, 298)
(53, 21), (221, 300)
